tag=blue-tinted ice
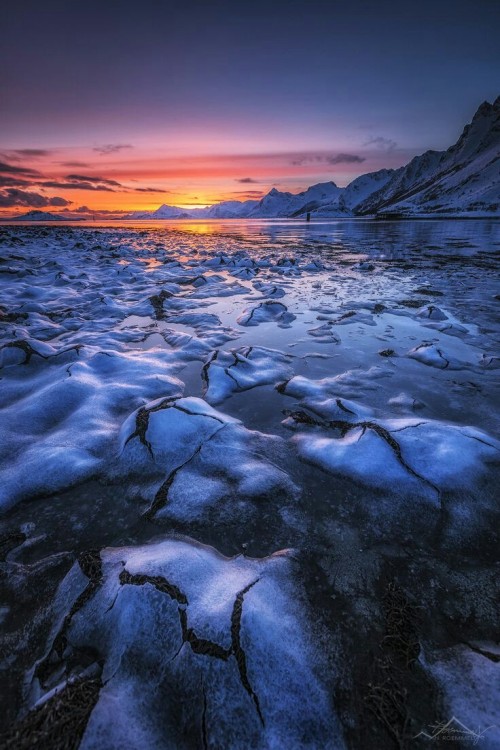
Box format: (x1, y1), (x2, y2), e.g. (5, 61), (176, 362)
(0, 219), (499, 747)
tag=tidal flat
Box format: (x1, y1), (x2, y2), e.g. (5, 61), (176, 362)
(1, 219), (499, 749)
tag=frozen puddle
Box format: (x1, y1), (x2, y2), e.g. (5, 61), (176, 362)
(24, 539), (341, 750)
(118, 396), (298, 523)
(0, 220), (499, 747)
(202, 346), (293, 404)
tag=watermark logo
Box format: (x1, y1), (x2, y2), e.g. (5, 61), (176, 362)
(414, 716), (495, 744)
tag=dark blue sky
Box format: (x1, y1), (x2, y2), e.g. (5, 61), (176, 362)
(1, 0), (499, 210)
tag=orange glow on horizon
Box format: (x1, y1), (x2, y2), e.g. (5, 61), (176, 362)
(0, 142), (405, 216)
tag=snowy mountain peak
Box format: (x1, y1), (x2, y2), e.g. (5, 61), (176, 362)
(473, 98), (499, 120)
(355, 96), (499, 217)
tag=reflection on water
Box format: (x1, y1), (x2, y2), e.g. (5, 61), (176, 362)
(4, 216), (500, 245)
(6, 217), (498, 265)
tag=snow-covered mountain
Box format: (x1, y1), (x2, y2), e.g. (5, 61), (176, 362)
(196, 199), (259, 218)
(123, 172), (402, 220)
(309, 170), (396, 217)
(247, 182), (343, 218)
(356, 96), (500, 216)
(124, 183), (343, 220)
(126, 204), (192, 219)
(125, 98), (499, 220)
(126, 198), (261, 220)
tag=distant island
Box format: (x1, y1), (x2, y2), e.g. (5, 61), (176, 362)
(5, 210), (86, 222)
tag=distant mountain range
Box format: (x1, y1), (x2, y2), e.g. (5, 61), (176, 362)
(126, 96), (500, 220)
(6, 98), (499, 223)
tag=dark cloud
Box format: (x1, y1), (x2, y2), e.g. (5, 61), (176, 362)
(0, 160), (127, 193)
(0, 160), (41, 176)
(325, 153), (366, 165)
(59, 161), (90, 168)
(364, 136), (397, 152)
(235, 177), (258, 183)
(12, 149), (52, 158)
(0, 189), (71, 208)
(40, 180), (116, 192)
(232, 190), (263, 197)
(93, 144), (133, 155)
(0, 176), (34, 188)
(65, 174), (123, 187)
(3, 166), (165, 194)
(46, 197), (71, 205)
(134, 187), (169, 193)
(291, 153), (365, 166)
(71, 206), (130, 216)
(291, 155), (312, 166)
(64, 175), (164, 192)
(0, 153), (22, 162)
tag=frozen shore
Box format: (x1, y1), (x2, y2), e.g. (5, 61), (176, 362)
(1, 219), (499, 748)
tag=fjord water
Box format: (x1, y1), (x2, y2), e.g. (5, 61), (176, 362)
(0, 219), (499, 748)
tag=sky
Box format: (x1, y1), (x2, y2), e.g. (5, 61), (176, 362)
(1, 0), (499, 216)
